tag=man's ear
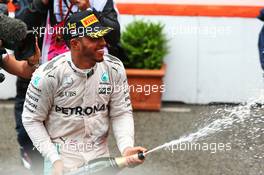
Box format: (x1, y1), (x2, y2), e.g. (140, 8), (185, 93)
(70, 39), (80, 51)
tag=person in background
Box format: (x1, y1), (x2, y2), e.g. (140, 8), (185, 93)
(0, 0), (39, 79)
(0, 1), (44, 173)
(0, 1), (46, 173)
(0, 38), (40, 79)
(258, 9), (264, 72)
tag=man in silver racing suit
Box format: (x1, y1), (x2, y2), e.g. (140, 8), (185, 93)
(22, 9), (146, 175)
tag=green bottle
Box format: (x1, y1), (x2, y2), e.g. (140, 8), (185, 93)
(65, 152), (145, 175)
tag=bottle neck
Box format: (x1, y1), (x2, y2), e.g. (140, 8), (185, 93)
(114, 157), (128, 169)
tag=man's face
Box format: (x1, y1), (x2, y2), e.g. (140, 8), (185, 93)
(71, 0), (89, 10)
(78, 36), (106, 63)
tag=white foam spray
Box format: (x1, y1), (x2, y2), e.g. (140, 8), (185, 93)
(145, 91), (264, 156)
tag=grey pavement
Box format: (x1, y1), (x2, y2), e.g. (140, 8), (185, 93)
(0, 101), (263, 175)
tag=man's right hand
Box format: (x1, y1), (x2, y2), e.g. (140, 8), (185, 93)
(52, 160), (64, 175)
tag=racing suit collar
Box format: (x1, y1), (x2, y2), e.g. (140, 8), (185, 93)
(66, 56), (97, 78)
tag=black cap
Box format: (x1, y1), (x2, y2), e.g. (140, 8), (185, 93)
(63, 9), (113, 41)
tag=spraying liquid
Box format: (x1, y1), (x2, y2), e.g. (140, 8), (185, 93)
(145, 95), (264, 157)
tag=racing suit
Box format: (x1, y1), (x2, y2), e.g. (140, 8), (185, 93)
(22, 51), (134, 172)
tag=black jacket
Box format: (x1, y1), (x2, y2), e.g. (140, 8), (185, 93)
(258, 9), (264, 21)
(17, 0), (126, 59)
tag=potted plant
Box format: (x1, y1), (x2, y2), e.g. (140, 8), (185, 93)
(121, 20), (168, 111)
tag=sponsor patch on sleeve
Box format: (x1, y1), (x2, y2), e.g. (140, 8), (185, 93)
(32, 75), (41, 88)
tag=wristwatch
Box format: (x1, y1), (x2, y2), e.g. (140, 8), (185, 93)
(27, 55), (40, 69)
(27, 60), (40, 69)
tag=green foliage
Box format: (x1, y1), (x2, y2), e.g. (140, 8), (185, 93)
(121, 20), (168, 69)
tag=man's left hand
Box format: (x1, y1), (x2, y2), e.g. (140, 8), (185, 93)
(122, 146), (147, 167)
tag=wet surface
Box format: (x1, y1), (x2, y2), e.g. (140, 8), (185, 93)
(0, 102), (263, 175)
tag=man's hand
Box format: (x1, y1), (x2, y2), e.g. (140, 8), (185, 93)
(27, 37), (41, 68)
(122, 146), (147, 167)
(1, 37), (40, 78)
(52, 160), (64, 175)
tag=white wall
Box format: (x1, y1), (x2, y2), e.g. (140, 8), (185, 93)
(0, 70), (17, 99)
(196, 18), (263, 103)
(119, 15), (263, 103)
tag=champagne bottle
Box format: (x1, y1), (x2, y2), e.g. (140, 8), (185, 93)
(65, 152), (145, 175)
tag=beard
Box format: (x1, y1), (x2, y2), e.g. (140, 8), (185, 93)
(81, 46), (104, 63)
(78, 37), (106, 63)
